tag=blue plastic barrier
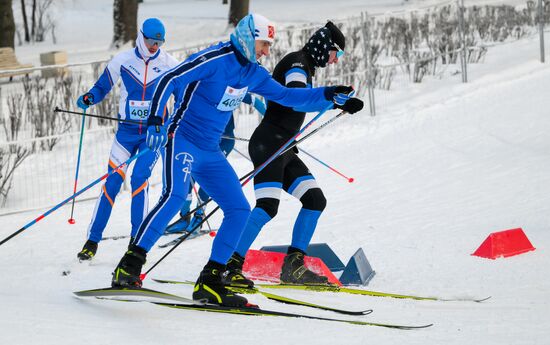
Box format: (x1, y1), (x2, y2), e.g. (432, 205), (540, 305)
(339, 248), (375, 286)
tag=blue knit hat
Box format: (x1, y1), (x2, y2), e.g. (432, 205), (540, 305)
(142, 18), (165, 41)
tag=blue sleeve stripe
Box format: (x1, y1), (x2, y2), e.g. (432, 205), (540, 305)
(105, 68), (114, 86)
(284, 68), (308, 85)
(150, 45), (233, 116)
(285, 67), (307, 78)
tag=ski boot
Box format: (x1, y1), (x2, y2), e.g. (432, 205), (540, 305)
(193, 261), (249, 307)
(186, 207), (205, 233)
(280, 248), (330, 285)
(77, 240), (98, 261)
(163, 213), (191, 235)
(223, 253), (254, 288)
(111, 245), (146, 288)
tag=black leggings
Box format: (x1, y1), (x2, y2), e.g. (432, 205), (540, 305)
(248, 122), (326, 218)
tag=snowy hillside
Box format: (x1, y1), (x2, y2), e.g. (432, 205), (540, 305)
(2, 1), (550, 344)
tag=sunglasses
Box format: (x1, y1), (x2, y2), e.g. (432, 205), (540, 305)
(332, 42), (344, 58)
(142, 31), (164, 47)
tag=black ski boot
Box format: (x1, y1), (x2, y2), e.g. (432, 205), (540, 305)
(223, 253), (254, 288)
(280, 248), (330, 285)
(111, 245), (146, 288)
(77, 240), (98, 261)
(193, 261), (249, 307)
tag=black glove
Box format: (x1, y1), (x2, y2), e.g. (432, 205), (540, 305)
(336, 97), (364, 114)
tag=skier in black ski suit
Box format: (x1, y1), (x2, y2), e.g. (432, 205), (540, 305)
(223, 22), (364, 288)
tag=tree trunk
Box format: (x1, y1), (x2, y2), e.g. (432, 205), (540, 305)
(20, 0), (30, 42)
(112, 0), (139, 49)
(31, 0), (36, 38)
(0, 0), (16, 48)
(228, 0), (249, 27)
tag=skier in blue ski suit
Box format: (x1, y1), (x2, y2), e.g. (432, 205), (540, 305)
(163, 93), (266, 235)
(111, 13), (361, 307)
(75, 18), (179, 261)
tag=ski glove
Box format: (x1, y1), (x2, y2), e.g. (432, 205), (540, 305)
(332, 86), (355, 106)
(146, 116), (167, 151)
(336, 97), (364, 114)
(76, 93), (94, 110)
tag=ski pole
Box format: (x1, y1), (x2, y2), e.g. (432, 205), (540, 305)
(178, 106), (342, 229)
(241, 103), (335, 186)
(170, 110), (349, 233)
(221, 134), (249, 142)
(142, 109), (348, 279)
(192, 184), (213, 232)
(68, 109), (87, 224)
(54, 107), (142, 125)
(224, 135), (352, 181)
(233, 147), (252, 162)
(300, 149), (354, 183)
(0, 149), (150, 247)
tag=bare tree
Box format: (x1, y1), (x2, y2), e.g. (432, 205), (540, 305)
(31, 0), (36, 38)
(228, 0), (249, 27)
(0, 0), (16, 48)
(113, 0), (139, 48)
(30, 0), (55, 42)
(20, 0), (30, 42)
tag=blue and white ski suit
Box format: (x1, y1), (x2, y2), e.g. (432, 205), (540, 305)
(133, 41), (333, 265)
(86, 45), (178, 243)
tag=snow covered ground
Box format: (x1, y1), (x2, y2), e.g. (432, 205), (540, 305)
(2, 1), (550, 344)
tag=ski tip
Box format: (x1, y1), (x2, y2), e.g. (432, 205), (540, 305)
(386, 323), (433, 330)
(475, 296), (492, 303)
(412, 323), (434, 329)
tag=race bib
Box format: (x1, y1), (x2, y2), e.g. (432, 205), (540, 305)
(216, 86), (248, 111)
(129, 100), (150, 121)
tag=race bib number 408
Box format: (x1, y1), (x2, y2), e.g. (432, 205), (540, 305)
(217, 86), (248, 112)
(129, 100), (150, 121)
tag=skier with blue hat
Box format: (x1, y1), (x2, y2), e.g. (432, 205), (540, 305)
(110, 13), (363, 307)
(75, 18), (179, 261)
